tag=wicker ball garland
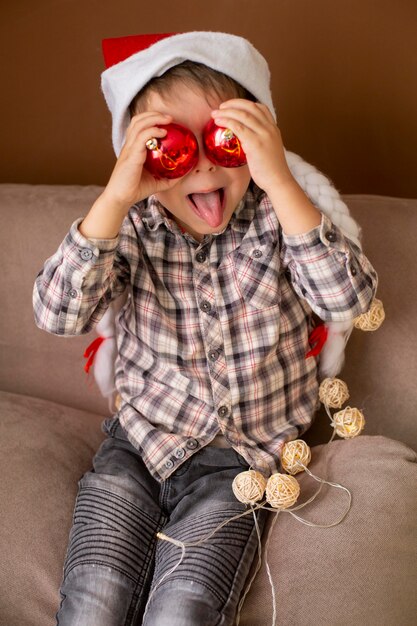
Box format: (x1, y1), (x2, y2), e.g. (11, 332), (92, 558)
(331, 406), (365, 438)
(281, 440), (311, 475)
(232, 470), (267, 505)
(265, 473), (301, 509)
(353, 298), (385, 331)
(319, 377), (350, 408)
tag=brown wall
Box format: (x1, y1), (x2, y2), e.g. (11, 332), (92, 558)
(1, 0), (416, 197)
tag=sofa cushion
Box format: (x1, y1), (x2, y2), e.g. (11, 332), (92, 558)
(1, 390), (416, 625)
(241, 434), (417, 626)
(0, 390), (105, 626)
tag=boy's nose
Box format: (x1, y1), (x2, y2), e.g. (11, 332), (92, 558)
(193, 145), (217, 173)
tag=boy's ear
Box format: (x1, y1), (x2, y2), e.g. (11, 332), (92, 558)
(102, 33), (177, 68)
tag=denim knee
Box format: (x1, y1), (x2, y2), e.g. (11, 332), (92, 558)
(142, 582), (224, 626)
(57, 564), (140, 626)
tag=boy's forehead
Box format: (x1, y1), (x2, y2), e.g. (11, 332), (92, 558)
(145, 84), (224, 126)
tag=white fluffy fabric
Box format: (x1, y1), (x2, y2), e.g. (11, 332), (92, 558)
(101, 31), (276, 157)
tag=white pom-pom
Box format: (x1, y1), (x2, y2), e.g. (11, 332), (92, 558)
(319, 319), (353, 378)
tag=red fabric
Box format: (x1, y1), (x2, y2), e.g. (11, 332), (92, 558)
(102, 33), (177, 68)
(83, 336), (106, 373)
(305, 323), (328, 359)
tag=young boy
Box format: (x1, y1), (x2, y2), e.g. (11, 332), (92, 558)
(33, 32), (378, 625)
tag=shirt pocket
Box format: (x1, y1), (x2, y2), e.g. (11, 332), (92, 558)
(232, 239), (281, 310)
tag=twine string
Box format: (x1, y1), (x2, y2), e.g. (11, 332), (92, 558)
(150, 401), (352, 623)
(235, 508), (264, 625)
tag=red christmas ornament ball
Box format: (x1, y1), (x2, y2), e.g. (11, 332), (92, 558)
(203, 119), (247, 168)
(144, 123), (199, 179)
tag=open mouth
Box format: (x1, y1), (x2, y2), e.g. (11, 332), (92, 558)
(187, 188), (225, 228)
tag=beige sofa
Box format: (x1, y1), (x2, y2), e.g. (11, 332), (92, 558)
(1, 184), (416, 625)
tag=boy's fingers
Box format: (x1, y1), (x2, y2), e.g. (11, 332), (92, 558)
(124, 125), (168, 151)
(127, 113), (172, 136)
(213, 109), (270, 138)
(214, 104), (276, 135)
(218, 99), (271, 123)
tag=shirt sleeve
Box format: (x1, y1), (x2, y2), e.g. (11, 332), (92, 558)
(280, 213), (378, 321)
(33, 218), (130, 335)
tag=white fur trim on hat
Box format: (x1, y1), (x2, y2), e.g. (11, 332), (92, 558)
(101, 31), (276, 157)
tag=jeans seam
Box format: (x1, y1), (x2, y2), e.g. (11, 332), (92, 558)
(125, 510), (167, 625)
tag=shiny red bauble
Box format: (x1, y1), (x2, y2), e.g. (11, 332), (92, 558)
(203, 119), (247, 168)
(144, 123), (199, 179)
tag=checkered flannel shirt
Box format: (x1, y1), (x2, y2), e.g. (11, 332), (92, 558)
(33, 186), (378, 480)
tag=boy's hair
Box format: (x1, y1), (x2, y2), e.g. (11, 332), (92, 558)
(129, 60), (257, 116)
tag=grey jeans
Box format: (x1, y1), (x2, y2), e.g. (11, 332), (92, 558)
(56, 417), (267, 625)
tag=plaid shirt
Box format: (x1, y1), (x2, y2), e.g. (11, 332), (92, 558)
(34, 186), (377, 481)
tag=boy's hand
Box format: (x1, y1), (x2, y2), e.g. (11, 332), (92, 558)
(102, 111), (180, 210)
(212, 99), (322, 235)
(211, 99), (294, 194)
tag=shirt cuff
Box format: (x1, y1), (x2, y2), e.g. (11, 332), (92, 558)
(282, 213), (353, 263)
(59, 218), (119, 277)
(72, 218), (120, 251)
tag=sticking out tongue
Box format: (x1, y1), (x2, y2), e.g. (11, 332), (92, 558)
(189, 189), (224, 227)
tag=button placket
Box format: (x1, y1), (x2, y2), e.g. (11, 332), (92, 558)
(200, 300), (212, 313)
(195, 250), (207, 263)
(218, 405), (229, 418)
(192, 239), (232, 431)
(174, 447), (186, 459)
(208, 349), (220, 362)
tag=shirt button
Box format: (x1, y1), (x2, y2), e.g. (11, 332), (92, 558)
(350, 264), (357, 276)
(165, 459), (175, 469)
(252, 249), (263, 258)
(325, 229), (337, 243)
(218, 405), (229, 418)
(209, 349), (220, 362)
(80, 248), (93, 261)
(174, 447), (186, 459)
(68, 288), (78, 298)
(186, 438), (199, 450)
(200, 301), (212, 313)
(196, 251), (207, 263)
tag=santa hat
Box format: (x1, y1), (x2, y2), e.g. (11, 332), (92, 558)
(101, 31), (276, 157)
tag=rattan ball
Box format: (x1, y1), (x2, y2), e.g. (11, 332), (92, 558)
(319, 378), (350, 408)
(331, 406), (365, 438)
(281, 440), (311, 475)
(353, 298), (385, 331)
(232, 470), (267, 505)
(265, 473), (300, 509)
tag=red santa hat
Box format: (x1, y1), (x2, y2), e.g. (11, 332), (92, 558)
(101, 31), (276, 157)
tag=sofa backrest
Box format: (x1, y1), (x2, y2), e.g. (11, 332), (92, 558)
(0, 185), (416, 450)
